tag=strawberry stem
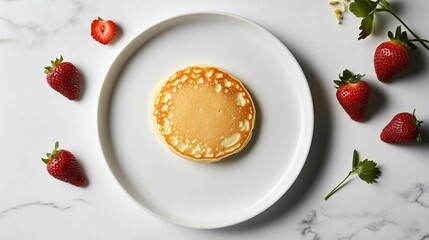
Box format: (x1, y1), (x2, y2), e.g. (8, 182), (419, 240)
(324, 171), (354, 200)
(376, 7), (429, 51)
(409, 39), (429, 43)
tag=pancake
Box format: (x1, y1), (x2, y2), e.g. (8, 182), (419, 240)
(152, 65), (256, 162)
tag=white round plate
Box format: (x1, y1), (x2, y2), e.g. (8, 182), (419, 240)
(98, 12), (313, 229)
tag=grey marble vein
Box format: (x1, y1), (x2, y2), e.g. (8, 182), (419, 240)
(298, 183), (429, 240)
(0, 0), (84, 46)
(365, 216), (396, 231)
(298, 209), (321, 240)
(0, 198), (88, 217)
(401, 183), (429, 208)
(0, 16), (48, 46)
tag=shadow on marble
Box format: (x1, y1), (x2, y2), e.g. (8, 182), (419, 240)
(75, 152), (90, 187)
(109, 21), (124, 46)
(366, 81), (387, 122)
(76, 64), (87, 102)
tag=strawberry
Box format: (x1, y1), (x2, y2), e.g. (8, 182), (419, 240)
(380, 110), (423, 144)
(374, 26), (417, 82)
(42, 142), (87, 186)
(44, 56), (80, 100)
(91, 17), (116, 45)
(334, 69), (369, 121)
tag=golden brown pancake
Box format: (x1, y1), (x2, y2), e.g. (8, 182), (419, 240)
(152, 65), (255, 162)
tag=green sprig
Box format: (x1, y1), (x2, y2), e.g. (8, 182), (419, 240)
(324, 149), (381, 201)
(349, 0), (429, 50)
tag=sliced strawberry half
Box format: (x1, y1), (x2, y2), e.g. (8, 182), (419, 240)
(91, 17), (116, 45)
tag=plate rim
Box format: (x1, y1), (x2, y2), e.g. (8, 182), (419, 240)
(97, 11), (314, 229)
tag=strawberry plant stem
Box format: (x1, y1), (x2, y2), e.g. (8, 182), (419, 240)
(409, 39), (429, 43)
(377, 8), (429, 51)
(324, 171), (354, 200)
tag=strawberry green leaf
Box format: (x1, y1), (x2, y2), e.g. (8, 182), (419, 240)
(379, 0), (391, 9)
(44, 56), (64, 74)
(352, 149), (359, 171)
(357, 13), (375, 40)
(41, 158), (50, 164)
(388, 26), (418, 50)
(349, 0), (379, 18)
(335, 69), (365, 87)
(324, 150), (381, 200)
(41, 141), (60, 164)
(400, 32), (408, 43)
(355, 159), (381, 183)
(349, 0), (429, 50)
(412, 109), (423, 142)
(342, 69), (353, 80)
(387, 30), (394, 40)
(333, 80), (343, 88)
(349, 0), (379, 40)
(395, 25), (402, 38)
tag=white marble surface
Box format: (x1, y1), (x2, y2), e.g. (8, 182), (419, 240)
(1, 0), (429, 239)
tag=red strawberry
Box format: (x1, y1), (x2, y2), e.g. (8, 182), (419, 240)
(91, 17), (116, 45)
(380, 110), (423, 144)
(42, 142), (87, 186)
(44, 56), (80, 100)
(374, 26), (417, 82)
(334, 69), (369, 121)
